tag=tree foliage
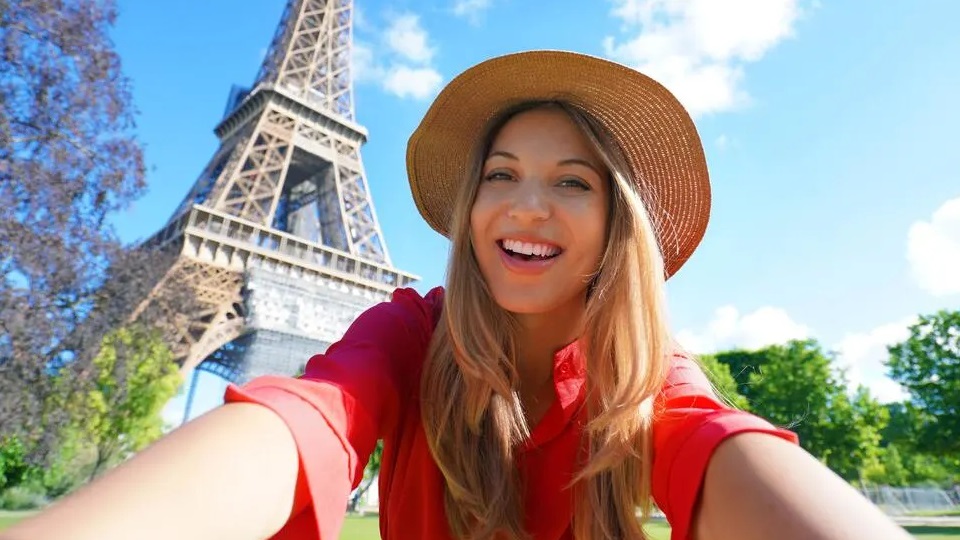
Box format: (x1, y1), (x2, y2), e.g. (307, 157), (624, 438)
(695, 353), (750, 410)
(717, 341), (835, 451)
(1, 0), (143, 453)
(715, 340), (887, 482)
(1, 325), (181, 504)
(349, 440), (383, 512)
(880, 402), (931, 452)
(886, 310), (960, 455)
(0, 437), (35, 491)
(73, 325), (182, 479)
(821, 387), (887, 482)
(865, 444), (959, 488)
(865, 444), (910, 487)
(0, 0), (194, 469)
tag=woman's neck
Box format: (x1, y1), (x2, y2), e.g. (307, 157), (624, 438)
(513, 300), (585, 393)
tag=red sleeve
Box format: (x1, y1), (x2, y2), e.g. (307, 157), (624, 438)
(222, 286), (443, 540)
(651, 353), (799, 540)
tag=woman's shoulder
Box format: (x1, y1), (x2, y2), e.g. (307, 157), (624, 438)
(278, 286), (446, 412)
(657, 347), (743, 409)
(326, 285), (445, 344)
(306, 286), (445, 377)
(386, 285), (445, 327)
(661, 348), (712, 394)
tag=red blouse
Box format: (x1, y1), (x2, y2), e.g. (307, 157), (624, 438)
(224, 287), (797, 539)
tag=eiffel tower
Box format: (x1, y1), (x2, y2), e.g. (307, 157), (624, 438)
(139, 0), (418, 403)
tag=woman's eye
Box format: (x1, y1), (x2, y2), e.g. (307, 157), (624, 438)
(483, 171), (514, 182)
(558, 178), (590, 190)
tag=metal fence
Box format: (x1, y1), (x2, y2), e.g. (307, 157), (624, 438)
(860, 486), (959, 516)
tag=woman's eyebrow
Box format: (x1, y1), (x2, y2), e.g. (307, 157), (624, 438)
(486, 150), (518, 161)
(486, 152), (603, 176)
(558, 157), (603, 176)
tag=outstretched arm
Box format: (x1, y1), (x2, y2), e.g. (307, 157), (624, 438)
(0, 403), (301, 540)
(2, 287), (441, 540)
(693, 432), (912, 540)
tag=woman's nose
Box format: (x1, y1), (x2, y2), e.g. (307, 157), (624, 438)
(506, 180), (551, 222)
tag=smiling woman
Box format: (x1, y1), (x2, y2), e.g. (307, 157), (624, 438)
(471, 104), (610, 317)
(1, 50), (913, 540)
(421, 97), (673, 539)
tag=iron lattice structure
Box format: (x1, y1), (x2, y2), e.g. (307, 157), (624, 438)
(140, 0), (418, 387)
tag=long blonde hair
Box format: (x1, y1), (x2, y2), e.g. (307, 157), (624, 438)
(420, 100), (671, 539)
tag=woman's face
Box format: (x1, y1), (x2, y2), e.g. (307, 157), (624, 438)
(470, 107), (610, 317)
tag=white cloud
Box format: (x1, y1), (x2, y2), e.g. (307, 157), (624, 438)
(907, 196), (960, 297)
(385, 14), (435, 64)
(453, 0), (494, 24)
(834, 319), (914, 403)
(352, 40), (383, 83)
(715, 134), (729, 149)
(351, 11), (443, 101)
(678, 305), (917, 403)
(676, 304), (811, 354)
(383, 66), (444, 100)
(353, 5), (371, 31)
(603, 0), (806, 117)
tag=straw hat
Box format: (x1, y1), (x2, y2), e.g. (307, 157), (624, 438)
(405, 50), (711, 279)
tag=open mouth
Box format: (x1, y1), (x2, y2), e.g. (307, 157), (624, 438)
(497, 239), (563, 262)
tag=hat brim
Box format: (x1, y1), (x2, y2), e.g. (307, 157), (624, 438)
(405, 50), (711, 279)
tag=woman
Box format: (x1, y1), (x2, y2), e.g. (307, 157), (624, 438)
(3, 51), (910, 540)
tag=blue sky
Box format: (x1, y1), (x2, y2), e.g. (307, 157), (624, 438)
(108, 0), (959, 420)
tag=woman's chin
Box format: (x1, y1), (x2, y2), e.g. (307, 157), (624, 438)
(489, 287), (586, 319)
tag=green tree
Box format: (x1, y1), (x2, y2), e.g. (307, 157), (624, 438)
(880, 402), (929, 451)
(872, 401), (960, 487)
(1, 0), (146, 448)
(0, 437), (37, 491)
(695, 353), (749, 410)
(864, 444), (910, 487)
(1, 0), (197, 476)
(717, 341), (836, 455)
(73, 326), (182, 479)
(903, 453), (958, 487)
(820, 387), (887, 482)
(886, 310), (960, 455)
(716, 340), (888, 482)
(349, 440), (383, 512)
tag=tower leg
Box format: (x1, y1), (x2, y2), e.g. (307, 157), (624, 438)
(181, 367), (202, 425)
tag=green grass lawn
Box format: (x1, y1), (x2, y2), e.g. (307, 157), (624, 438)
(337, 515), (671, 539)
(336, 515), (959, 539)
(912, 510), (960, 518)
(0, 512), (34, 531)
(339, 515), (381, 539)
(906, 526), (960, 540)
(2, 511), (957, 538)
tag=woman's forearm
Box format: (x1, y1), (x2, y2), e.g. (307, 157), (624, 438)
(694, 432), (912, 540)
(0, 403), (301, 540)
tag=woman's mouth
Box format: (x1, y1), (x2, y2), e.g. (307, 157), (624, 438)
(497, 239), (563, 262)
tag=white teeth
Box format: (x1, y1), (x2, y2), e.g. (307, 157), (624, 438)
(502, 239), (560, 257)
